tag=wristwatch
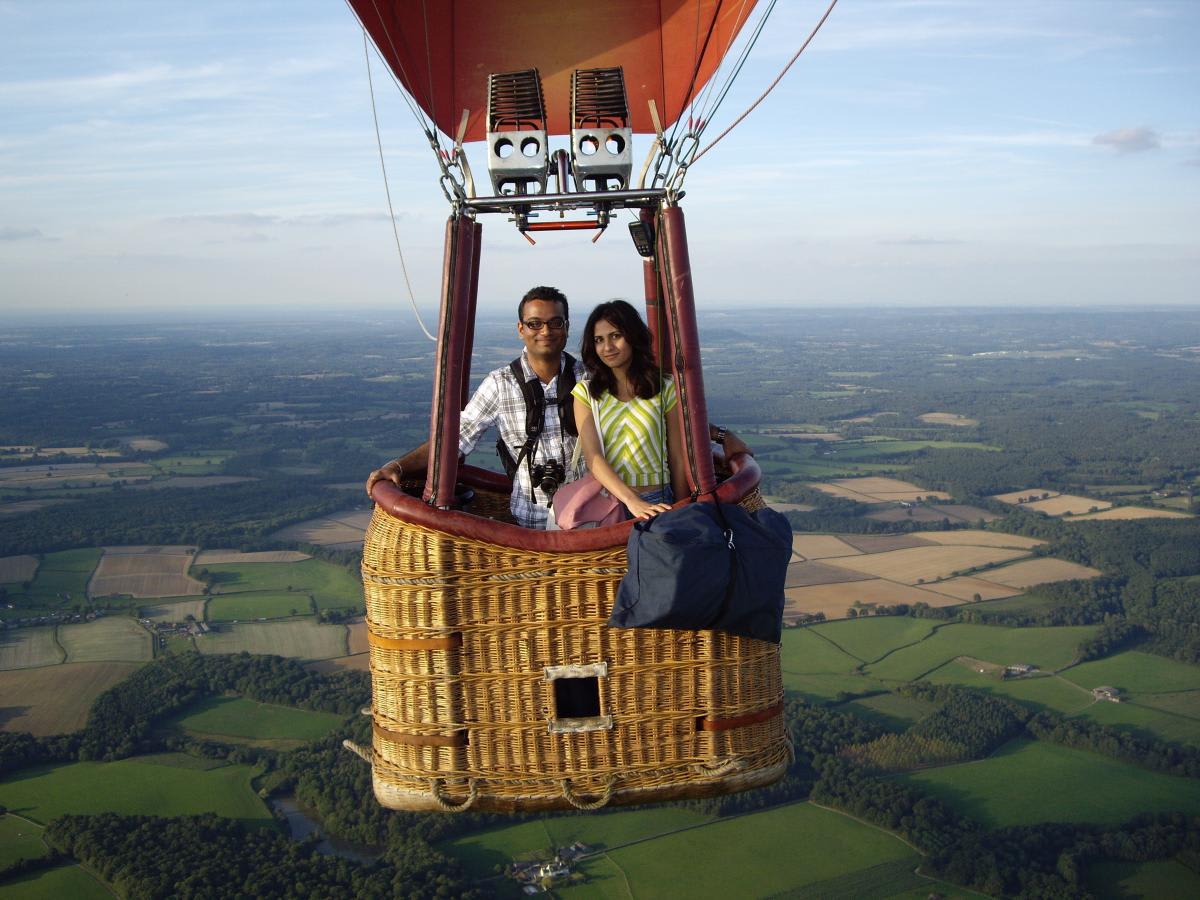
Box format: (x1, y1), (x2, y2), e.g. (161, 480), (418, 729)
(710, 425), (727, 445)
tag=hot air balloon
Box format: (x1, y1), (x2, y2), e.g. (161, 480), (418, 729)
(345, 0), (833, 812)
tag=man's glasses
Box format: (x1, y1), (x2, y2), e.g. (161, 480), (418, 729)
(522, 317), (567, 331)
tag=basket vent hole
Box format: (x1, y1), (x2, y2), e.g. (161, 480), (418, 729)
(553, 677), (600, 719)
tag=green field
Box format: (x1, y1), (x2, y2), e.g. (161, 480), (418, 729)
(446, 807), (713, 879)
(0, 864), (111, 900)
(167, 695), (345, 744)
(25, 548), (101, 606)
(779, 627), (890, 700)
(197, 619), (348, 660)
(1070, 697), (1200, 746)
(864, 623), (1098, 682)
(1061, 650), (1200, 694)
(924, 664), (1095, 713)
(780, 627), (863, 672)
(828, 440), (999, 459)
(0, 756), (273, 828)
(0, 815), (48, 868)
(151, 451), (235, 475)
(58, 616), (153, 663)
(839, 692), (939, 731)
(784, 672), (891, 702)
(201, 559), (361, 610)
(810, 617), (939, 664)
(1086, 858), (1200, 900)
(565, 802), (916, 898)
(206, 591), (314, 622)
(898, 739), (1200, 827)
(973, 593), (1060, 615)
(0, 627), (63, 670)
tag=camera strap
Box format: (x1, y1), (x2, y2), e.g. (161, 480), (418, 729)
(506, 354), (578, 503)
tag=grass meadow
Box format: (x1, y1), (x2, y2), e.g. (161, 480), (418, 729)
(1061, 650), (1200, 694)
(197, 619), (347, 660)
(1070, 697), (1200, 746)
(0, 814), (48, 867)
(167, 695), (345, 743)
(0, 755), (273, 828)
(0, 864), (111, 899)
(778, 626), (891, 700)
(809, 617), (939, 664)
(864, 623), (1098, 682)
(897, 739), (1200, 828)
(972, 592), (1061, 616)
(26, 548), (101, 606)
(1085, 859), (1200, 900)
(58, 616), (153, 663)
(0, 661), (142, 735)
(565, 802), (917, 898)
(151, 451), (234, 475)
(838, 692), (938, 731)
(201, 559), (361, 610)
(0, 627), (63, 671)
(206, 591), (314, 622)
(923, 664), (1095, 714)
(446, 807), (714, 878)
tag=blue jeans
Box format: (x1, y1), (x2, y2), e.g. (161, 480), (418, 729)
(638, 485), (675, 505)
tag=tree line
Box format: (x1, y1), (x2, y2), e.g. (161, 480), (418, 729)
(0, 481), (357, 557)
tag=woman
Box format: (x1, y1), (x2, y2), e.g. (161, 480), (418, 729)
(571, 300), (689, 520)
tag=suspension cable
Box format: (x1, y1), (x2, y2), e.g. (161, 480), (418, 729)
(692, 0), (838, 165)
(691, 0), (779, 139)
(363, 31), (436, 342)
(687, 0), (759, 136)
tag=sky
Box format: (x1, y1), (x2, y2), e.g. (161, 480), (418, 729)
(1, 0), (1198, 320)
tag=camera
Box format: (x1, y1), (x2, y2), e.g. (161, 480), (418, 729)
(530, 459), (565, 499)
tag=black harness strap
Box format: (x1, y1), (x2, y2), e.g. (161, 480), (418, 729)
(495, 354), (578, 489)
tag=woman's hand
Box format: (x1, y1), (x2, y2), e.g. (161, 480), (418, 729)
(627, 497), (673, 520)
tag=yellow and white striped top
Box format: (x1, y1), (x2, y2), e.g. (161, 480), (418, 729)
(572, 378), (678, 488)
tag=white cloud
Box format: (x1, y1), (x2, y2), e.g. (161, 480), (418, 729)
(1093, 127), (1161, 154)
(0, 226), (49, 241)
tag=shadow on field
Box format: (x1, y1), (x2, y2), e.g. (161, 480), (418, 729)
(0, 705), (32, 727)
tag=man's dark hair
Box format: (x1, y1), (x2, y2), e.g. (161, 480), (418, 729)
(518, 286), (569, 322)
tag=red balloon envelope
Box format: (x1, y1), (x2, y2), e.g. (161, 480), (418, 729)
(348, 0), (761, 140)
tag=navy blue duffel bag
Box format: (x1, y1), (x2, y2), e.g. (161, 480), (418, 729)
(609, 501), (792, 643)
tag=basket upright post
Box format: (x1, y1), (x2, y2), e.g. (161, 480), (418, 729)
(425, 213), (478, 507)
(657, 204), (716, 497)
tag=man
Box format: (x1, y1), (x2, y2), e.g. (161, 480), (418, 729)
(366, 285), (584, 528)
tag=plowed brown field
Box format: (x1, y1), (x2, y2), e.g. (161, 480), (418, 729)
(0, 555), (38, 583)
(792, 535), (862, 560)
(823, 545), (1031, 584)
(785, 581), (960, 620)
(0, 661), (142, 734)
(979, 558), (1103, 589)
(91, 546), (204, 598)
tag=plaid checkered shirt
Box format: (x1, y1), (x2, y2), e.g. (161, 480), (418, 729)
(458, 351), (586, 528)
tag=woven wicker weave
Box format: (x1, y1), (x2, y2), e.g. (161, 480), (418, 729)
(354, 474), (789, 812)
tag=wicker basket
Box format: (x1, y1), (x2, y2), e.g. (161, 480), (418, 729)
(352, 459), (789, 812)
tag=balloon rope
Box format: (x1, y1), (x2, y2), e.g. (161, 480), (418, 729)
(688, 0), (758, 129)
(692, 0), (838, 165)
(692, 0), (777, 134)
(364, 32), (436, 342)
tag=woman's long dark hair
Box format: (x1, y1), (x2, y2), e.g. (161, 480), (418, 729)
(580, 300), (663, 400)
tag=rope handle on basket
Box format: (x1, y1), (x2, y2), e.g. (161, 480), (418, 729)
(693, 756), (746, 777)
(560, 776), (616, 810)
(429, 777), (479, 812)
(342, 740), (372, 765)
